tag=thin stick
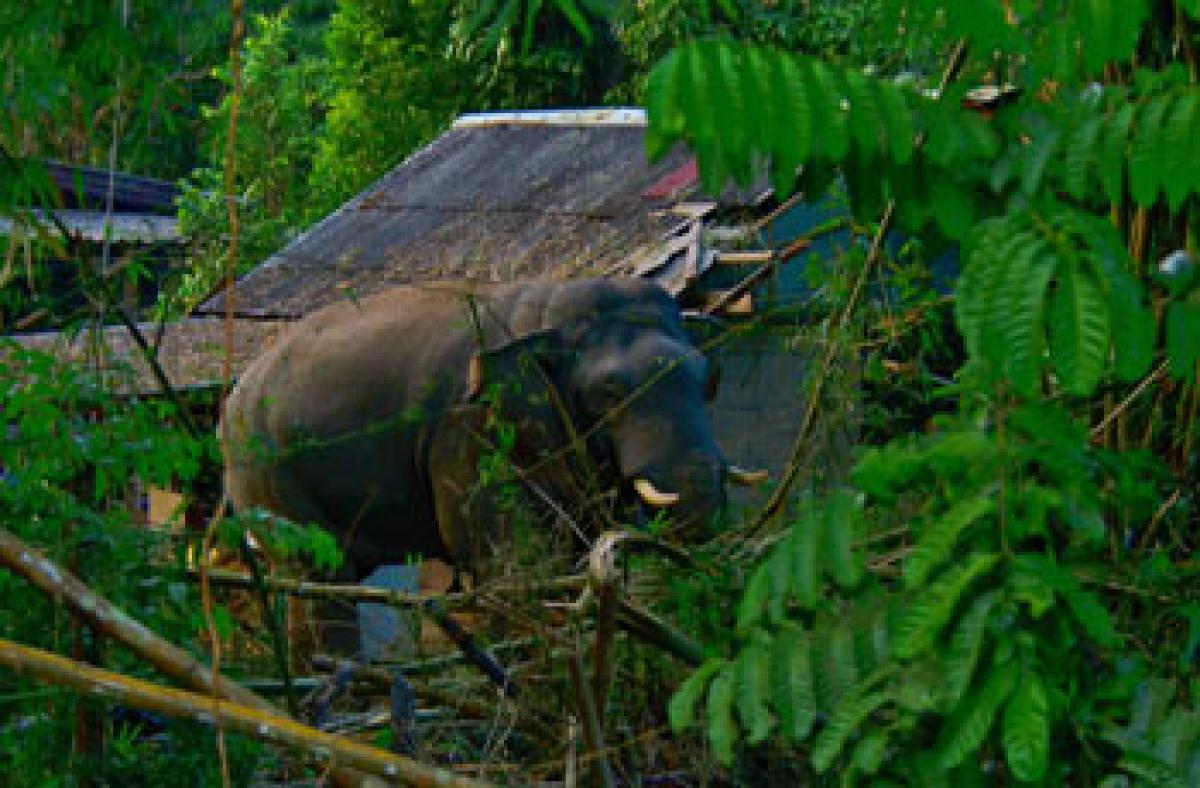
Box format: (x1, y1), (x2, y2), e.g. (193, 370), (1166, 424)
(1135, 488), (1182, 550)
(1090, 360), (1169, 440)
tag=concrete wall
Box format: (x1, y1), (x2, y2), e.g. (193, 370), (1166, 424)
(707, 326), (858, 517)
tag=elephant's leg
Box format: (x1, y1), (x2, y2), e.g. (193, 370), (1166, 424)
(251, 471), (364, 658)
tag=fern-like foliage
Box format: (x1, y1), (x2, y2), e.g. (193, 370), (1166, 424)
(670, 405), (1166, 779)
(956, 201), (1154, 397)
(1101, 680), (1200, 787)
(736, 489), (864, 636)
(879, 0), (1150, 82)
(645, 38), (998, 237)
(996, 80), (1200, 213)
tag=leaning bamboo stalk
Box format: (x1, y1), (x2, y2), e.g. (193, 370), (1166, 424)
(0, 529), (397, 787)
(0, 528), (271, 713)
(0, 639), (485, 787)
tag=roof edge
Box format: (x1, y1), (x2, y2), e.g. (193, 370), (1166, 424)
(452, 108), (646, 129)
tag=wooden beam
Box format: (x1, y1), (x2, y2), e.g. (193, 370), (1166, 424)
(713, 250), (775, 265)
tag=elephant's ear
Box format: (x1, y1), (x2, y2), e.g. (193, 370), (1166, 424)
(466, 329), (565, 402)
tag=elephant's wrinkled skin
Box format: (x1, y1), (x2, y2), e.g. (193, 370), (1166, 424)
(221, 278), (743, 580)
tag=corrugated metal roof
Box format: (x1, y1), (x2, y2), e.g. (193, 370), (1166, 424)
(198, 119), (697, 319)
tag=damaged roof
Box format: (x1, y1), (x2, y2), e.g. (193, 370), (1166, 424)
(198, 108), (720, 320)
(5, 318), (286, 393)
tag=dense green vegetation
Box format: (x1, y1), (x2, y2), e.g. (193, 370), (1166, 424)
(2, 0), (1199, 784)
(648, 1), (1200, 783)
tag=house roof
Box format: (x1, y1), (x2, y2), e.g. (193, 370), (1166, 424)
(2, 162), (183, 245)
(42, 160), (180, 215)
(10, 110), (780, 395)
(5, 318), (286, 393)
(0, 209), (180, 244)
(197, 108), (714, 319)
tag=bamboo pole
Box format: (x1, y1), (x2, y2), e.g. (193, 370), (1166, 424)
(0, 639), (486, 787)
(567, 648), (616, 788)
(0, 528), (272, 713)
(0, 528), (418, 787)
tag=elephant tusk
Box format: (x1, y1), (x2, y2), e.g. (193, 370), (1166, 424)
(727, 466), (769, 486)
(633, 478), (680, 507)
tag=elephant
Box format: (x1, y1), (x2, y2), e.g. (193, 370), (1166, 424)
(220, 278), (765, 590)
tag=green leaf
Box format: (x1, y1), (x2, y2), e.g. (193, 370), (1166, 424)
(736, 560), (772, 637)
(851, 730), (889, 775)
(844, 68), (883, 158)
(945, 591), (1002, 704)
(1112, 296), (1156, 382)
(812, 688), (890, 773)
(1163, 92), (1200, 211)
(1078, 0), (1149, 74)
(893, 553), (1000, 660)
(1167, 302), (1200, 380)
(766, 544), (792, 627)
(668, 658), (725, 732)
(904, 496), (996, 590)
(1048, 261), (1111, 396)
(823, 487), (864, 589)
(735, 631), (774, 745)
(1003, 672), (1050, 781)
(938, 660), (1020, 770)
(998, 230), (1056, 396)
(1009, 555), (1057, 618)
(879, 82), (915, 164)
(807, 59), (850, 162)
(1064, 114), (1102, 200)
(1129, 94), (1173, 207)
(1117, 751), (1189, 788)
(791, 497), (823, 609)
(770, 622), (816, 742)
(706, 668), (738, 766)
(853, 597), (893, 678)
(1057, 578), (1120, 647)
(816, 615), (860, 710)
(930, 175), (975, 240)
(767, 48), (810, 194)
(1098, 103), (1135, 202)
(550, 0), (592, 43)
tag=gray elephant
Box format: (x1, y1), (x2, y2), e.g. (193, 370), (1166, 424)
(221, 278), (764, 585)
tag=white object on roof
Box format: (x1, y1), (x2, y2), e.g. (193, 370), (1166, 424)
(452, 108), (647, 129)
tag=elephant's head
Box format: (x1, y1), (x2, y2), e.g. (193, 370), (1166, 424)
(465, 280), (764, 535)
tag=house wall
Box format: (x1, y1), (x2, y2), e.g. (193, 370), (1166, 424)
(706, 325), (859, 517)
